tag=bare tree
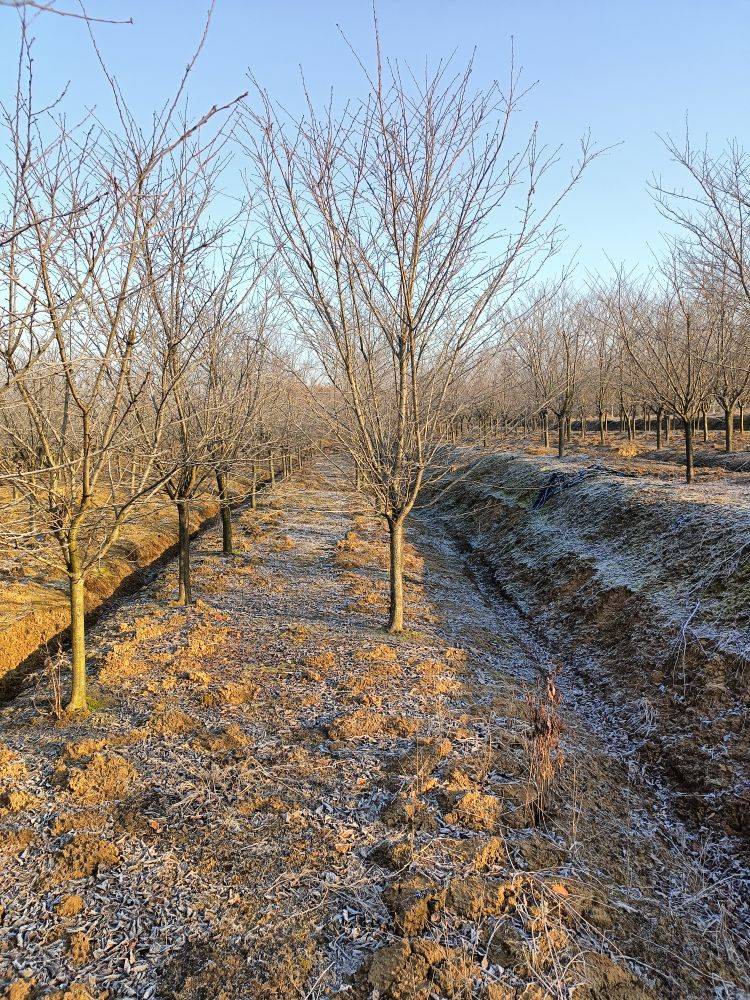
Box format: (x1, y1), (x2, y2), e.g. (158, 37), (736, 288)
(514, 288), (589, 459)
(693, 264), (750, 453)
(245, 35), (598, 632)
(0, 7), (247, 709)
(206, 295), (278, 554)
(0, 135), (172, 711)
(612, 263), (715, 482)
(141, 136), (258, 603)
(586, 293), (617, 444)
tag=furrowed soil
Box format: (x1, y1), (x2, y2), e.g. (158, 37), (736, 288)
(0, 458), (747, 1000)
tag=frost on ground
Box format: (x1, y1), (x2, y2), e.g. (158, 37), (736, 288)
(431, 449), (750, 839)
(0, 459), (748, 1000)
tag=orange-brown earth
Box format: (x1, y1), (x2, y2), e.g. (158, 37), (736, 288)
(0, 458), (747, 999)
(0, 496), (224, 695)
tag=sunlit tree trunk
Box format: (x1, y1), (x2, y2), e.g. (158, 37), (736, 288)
(722, 405), (734, 453)
(66, 540), (87, 713)
(386, 513), (405, 634)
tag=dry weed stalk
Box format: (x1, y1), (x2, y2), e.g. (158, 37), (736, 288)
(525, 670), (565, 823)
(44, 643), (65, 720)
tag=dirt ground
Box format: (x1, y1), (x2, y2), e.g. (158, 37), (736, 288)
(0, 457), (748, 1000)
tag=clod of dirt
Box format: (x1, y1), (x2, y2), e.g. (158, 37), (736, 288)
(327, 708), (418, 741)
(200, 682), (257, 708)
(354, 643), (398, 663)
(55, 833), (120, 881)
(55, 894), (85, 917)
(444, 835), (505, 871)
(305, 651), (336, 671)
(483, 922), (528, 970)
(0, 790), (40, 815)
(50, 811), (108, 836)
(442, 789), (503, 831)
(368, 838), (413, 870)
(446, 874), (521, 919)
(442, 767), (476, 792)
(62, 740), (108, 761)
(365, 938), (416, 998)
(46, 986), (103, 1000)
(0, 828), (36, 855)
(67, 930), (92, 965)
(428, 945), (478, 998)
(382, 875), (445, 935)
(149, 707), (201, 736)
(578, 952), (656, 999)
(520, 907), (570, 974)
(195, 724), (248, 754)
(0, 742), (27, 783)
(513, 833), (566, 871)
(391, 738), (453, 779)
(568, 889), (615, 930)
(2, 979), (36, 1000)
(381, 791), (437, 832)
(114, 789), (165, 838)
(64, 752), (138, 805)
(363, 938), (476, 1000)
(486, 985), (517, 1000)
(237, 793), (287, 816)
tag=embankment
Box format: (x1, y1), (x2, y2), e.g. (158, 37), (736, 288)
(432, 451), (750, 839)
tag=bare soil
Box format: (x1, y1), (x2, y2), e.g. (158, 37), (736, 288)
(0, 458), (747, 999)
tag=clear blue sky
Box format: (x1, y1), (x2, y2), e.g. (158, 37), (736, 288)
(2, 0), (749, 276)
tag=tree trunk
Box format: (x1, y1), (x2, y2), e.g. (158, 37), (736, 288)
(557, 416), (565, 459)
(740, 402), (745, 436)
(269, 453), (276, 486)
(665, 414), (671, 445)
(702, 409), (709, 443)
(598, 410), (605, 445)
(216, 471), (233, 556)
(724, 405), (734, 453)
(177, 500), (192, 606)
(579, 409), (586, 440)
(66, 550), (87, 713)
(655, 407), (663, 450)
(387, 515), (405, 634)
(683, 417), (694, 484)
